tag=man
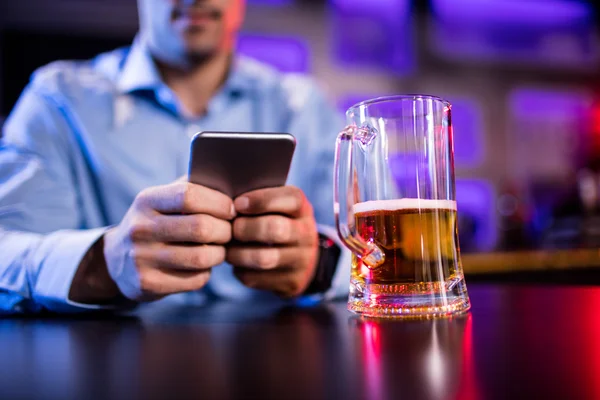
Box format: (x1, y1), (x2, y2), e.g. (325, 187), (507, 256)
(0, 0), (350, 313)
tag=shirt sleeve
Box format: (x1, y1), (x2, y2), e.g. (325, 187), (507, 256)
(0, 85), (110, 314)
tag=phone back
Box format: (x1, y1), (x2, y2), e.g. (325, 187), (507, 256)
(189, 132), (296, 198)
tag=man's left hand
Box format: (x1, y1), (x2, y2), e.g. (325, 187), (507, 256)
(227, 186), (319, 297)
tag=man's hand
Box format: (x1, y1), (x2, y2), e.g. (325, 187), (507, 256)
(70, 181), (235, 303)
(227, 186), (319, 298)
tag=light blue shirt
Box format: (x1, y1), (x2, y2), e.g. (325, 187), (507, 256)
(0, 40), (351, 314)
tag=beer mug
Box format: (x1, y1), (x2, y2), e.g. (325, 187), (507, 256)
(334, 95), (471, 318)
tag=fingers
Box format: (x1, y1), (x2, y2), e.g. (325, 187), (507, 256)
(150, 214), (232, 244)
(232, 267), (308, 298)
(234, 186), (311, 218)
(226, 245), (312, 270)
(137, 265), (212, 297)
(133, 244), (226, 271)
(233, 215), (312, 245)
(138, 182), (235, 219)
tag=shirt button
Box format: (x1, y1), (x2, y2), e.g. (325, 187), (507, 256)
(187, 124), (201, 139)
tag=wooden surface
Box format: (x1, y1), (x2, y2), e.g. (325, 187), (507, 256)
(462, 248), (600, 274)
(2, 283), (600, 400)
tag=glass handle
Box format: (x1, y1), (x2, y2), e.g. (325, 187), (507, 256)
(334, 126), (385, 268)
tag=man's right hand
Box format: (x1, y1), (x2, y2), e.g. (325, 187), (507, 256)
(70, 181), (235, 304)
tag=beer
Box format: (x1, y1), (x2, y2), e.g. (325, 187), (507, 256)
(351, 199), (462, 292)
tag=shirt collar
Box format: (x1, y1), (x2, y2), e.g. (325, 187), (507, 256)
(116, 37), (256, 96)
(116, 38), (162, 94)
(225, 57), (257, 95)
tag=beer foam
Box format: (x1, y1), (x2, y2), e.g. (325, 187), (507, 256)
(353, 198), (457, 214)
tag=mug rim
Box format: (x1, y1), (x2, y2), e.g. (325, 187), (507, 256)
(347, 94), (451, 112)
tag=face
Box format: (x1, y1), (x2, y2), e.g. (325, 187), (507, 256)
(138, 0), (246, 65)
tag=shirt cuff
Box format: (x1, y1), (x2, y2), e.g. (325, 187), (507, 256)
(32, 227), (116, 312)
(315, 224), (352, 300)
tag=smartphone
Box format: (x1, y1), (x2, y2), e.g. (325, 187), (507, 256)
(188, 131), (296, 198)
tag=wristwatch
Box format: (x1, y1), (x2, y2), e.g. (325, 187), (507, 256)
(303, 233), (342, 295)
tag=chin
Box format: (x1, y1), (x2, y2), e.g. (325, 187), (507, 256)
(184, 46), (220, 62)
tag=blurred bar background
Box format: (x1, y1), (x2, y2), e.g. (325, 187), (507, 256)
(1, 0), (599, 258)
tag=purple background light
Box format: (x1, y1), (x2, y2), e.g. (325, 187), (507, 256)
(237, 34), (310, 73)
(330, 0), (410, 13)
(509, 87), (591, 119)
(329, 0), (414, 75)
(429, 0), (596, 67)
(449, 98), (485, 168)
(247, 0), (293, 5)
(431, 0), (592, 30)
(456, 179), (497, 252)
(507, 86), (592, 187)
(337, 94), (396, 115)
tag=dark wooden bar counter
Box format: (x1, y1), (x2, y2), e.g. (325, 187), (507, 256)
(1, 283), (599, 400)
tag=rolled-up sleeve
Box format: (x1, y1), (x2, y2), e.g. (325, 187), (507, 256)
(0, 227), (109, 314)
(0, 85), (107, 314)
